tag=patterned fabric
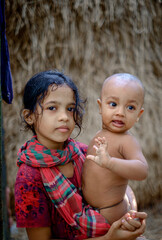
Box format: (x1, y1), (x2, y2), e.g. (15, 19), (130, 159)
(17, 136), (110, 239)
(15, 164), (80, 239)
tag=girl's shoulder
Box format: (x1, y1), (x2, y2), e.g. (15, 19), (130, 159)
(15, 164), (52, 228)
(16, 163), (42, 186)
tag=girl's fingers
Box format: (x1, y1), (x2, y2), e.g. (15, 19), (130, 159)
(136, 219), (146, 235)
(121, 218), (136, 231)
(121, 214), (142, 230)
(133, 211), (147, 220)
(127, 218), (141, 228)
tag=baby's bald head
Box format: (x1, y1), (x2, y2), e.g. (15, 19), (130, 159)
(101, 73), (145, 105)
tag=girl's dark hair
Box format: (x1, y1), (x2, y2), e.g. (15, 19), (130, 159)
(22, 70), (85, 135)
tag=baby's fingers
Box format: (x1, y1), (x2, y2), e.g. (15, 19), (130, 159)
(95, 136), (106, 144)
(95, 137), (108, 149)
(95, 137), (102, 146)
(86, 154), (99, 164)
(86, 154), (95, 161)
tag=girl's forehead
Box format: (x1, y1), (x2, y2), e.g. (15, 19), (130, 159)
(48, 83), (69, 91)
(44, 84), (75, 102)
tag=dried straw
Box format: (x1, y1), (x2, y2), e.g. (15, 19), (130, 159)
(3, 0), (162, 207)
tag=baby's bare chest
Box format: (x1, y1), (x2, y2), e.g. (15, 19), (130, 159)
(88, 132), (124, 159)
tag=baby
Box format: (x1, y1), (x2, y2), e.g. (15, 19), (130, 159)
(82, 73), (148, 225)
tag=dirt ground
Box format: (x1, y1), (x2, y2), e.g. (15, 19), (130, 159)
(10, 201), (162, 240)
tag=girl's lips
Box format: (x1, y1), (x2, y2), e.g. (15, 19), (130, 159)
(112, 120), (124, 128)
(57, 126), (69, 132)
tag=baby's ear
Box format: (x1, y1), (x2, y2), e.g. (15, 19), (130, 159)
(97, 99), (102, 114)
(136, 107), (144, 122)
(22, 109), (34, 125)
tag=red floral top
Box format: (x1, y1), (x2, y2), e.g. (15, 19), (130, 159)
(15, 142), (87, 239)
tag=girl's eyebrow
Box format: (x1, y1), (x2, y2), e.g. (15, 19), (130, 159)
(44, 101), (76, 106)
(43, 101), (57, 105)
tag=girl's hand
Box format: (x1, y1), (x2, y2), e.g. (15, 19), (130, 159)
(121, 210), (147, 231)
(86, 137), (112, 169)
(85, 211), (147, 240)
(103, 211), (147, 240)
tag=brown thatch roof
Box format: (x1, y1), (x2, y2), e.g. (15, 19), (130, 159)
(3, 0), (162, 207)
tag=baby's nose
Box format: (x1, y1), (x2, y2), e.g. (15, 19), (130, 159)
(116, 106), (125, 116)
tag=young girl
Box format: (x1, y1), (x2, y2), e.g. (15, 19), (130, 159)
(15, 70), (147, 240)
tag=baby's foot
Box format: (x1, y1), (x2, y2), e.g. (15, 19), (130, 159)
(136, 236), (146, 240)
(87, 137), (111, 168)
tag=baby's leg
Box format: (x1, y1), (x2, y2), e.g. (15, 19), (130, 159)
(86, 137), (111, 169)
(126, 185), (138, 211)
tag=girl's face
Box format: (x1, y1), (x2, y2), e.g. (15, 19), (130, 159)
(28, 85), (76, 149)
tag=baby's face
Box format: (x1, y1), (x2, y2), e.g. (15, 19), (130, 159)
(98, 77), (144, 133)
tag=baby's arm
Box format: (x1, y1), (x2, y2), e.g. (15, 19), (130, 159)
(87, 136), (148, 181)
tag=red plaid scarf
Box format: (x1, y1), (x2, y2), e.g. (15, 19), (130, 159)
(17, 136), (110, 239)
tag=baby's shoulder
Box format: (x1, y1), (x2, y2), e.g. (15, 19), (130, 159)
(105, 131), (138, 149)
(122, 131), (137, 141)
(118, 132), (140, 150)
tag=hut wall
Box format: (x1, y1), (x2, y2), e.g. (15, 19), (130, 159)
(3, 0), (162, 207)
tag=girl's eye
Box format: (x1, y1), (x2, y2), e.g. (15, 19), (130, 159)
(109, 102), (117, 107)
(48, 106), (56, 111)
(68, 107), (75, 112)
(127, 105), (135, 110)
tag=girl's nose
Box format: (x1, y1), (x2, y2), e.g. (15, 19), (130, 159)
(59, 110), (69, 121)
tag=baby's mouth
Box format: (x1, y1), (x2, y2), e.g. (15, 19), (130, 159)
(112, 120), (124, 127)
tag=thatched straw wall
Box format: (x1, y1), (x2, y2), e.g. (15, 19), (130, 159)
(3, 0), (162, 208)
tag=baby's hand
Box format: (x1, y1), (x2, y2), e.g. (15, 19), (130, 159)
(86, 137), (111, 168)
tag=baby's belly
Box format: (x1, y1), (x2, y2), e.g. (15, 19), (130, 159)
(83, 182), (127, 209)
(82, 160), (127, 208)
(99, 196), (129, 225)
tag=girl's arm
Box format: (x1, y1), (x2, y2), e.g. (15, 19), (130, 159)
(87, 136), (148, 180)
(26, 227), (52, 240)
(84, 185), (147, 240)
(84, 211), (147, 240)
(26, 187), (147, 240)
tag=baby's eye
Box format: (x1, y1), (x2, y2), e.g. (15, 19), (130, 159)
(109, 102), (117, 107)
(67, 107), (75, 112)
(127, 105), (135, 110)
(48, 106), (56, 111)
